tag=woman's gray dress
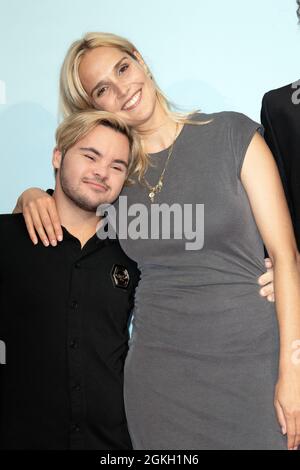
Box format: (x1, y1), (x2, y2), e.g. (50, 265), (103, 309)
(116, 111), (287, 450)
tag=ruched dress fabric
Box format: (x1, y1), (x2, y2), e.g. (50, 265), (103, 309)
(116, 112), (286, 450)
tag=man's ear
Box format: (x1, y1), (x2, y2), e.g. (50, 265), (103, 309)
(52, 147), (63, 172)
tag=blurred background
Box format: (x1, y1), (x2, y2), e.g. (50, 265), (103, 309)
(0, 0), (299, 212)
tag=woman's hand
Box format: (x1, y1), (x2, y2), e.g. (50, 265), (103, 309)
(258, 257), (275, 302)
(14, 188), (62, 246)
(274, 368), (300, 450)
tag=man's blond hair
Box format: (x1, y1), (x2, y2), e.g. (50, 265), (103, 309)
(55, 110), (146, 185)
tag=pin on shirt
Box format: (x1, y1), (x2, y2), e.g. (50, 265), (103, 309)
(111, 264), (130, 289)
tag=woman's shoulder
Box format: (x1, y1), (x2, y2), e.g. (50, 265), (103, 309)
(189, 110), (263, 139)
(190, 110), (256, 125)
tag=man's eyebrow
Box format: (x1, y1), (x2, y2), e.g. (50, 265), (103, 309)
(80, 148), (128, 169)
(80, 147), (102, 157)
(91, 56), (128, 96)
(113, 158), (129, 169)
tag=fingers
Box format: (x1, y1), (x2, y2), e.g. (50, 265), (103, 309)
(25, 205), (50, 247)
(274, 400), (287, 436)
(294, 411), (300, 450)
(259, 269), (274, 287)
(275, 400), (299, 450)
(23, 208), (38, 245)
(47, 201), (63, 243)
(259, 283), (273, 297)
(259, 283), (275, 302)
(258, 262), (275, 302)
(281, 408), (300, 450)
(23, 197), (62, 247)
(275, 380), (300, 451)
(38, 207), (59, 246)
(296, 416), (300, 451)
(286, 415), (297, 450)
(264, 257), (273, 269)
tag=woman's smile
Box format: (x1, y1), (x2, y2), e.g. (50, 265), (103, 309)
(122, 89), (142, 111)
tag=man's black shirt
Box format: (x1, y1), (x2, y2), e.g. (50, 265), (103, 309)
(0, 213), (140, 449)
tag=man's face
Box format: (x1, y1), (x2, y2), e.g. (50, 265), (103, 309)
(53, 124), (130, 211)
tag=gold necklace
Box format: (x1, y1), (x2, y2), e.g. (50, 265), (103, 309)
(142, 123), (179, 203)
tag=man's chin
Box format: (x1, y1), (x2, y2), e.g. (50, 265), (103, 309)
(61, 184), (113, 212)
(73, 196), (110, 213)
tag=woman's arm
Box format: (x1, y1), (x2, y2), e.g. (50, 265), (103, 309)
(13, 188), (63, 246)
(241, 131), (300, 451)
(13, 186), (275, 298)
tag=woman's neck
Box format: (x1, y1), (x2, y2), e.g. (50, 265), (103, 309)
(136, 102), (184, 155)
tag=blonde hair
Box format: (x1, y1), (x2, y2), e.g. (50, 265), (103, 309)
(55, 110), (146, 186)
(59, 32), (212, 180)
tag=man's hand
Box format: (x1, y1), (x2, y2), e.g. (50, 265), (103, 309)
(258, 257), (275, 302)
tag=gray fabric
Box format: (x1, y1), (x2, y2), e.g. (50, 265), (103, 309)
(116, 111), (286, 450)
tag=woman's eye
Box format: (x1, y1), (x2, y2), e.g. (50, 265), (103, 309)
(85, 155), (95, 161)
(96, 87), (107, 98)
(119, 64), (129, 75)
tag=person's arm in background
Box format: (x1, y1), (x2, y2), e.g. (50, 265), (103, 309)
(261, 93), (296, 229)
(242, 131), (300, 451)
(13, 186), (275, 300)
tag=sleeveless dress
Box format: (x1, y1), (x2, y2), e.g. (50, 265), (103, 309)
(115, 111), (287, 450)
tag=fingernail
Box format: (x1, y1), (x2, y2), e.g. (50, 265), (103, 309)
(33, 239), (38, 245)
(44, 240), (49, 247)
(51, 240), (57, 247)
(58, 235), (63, 242)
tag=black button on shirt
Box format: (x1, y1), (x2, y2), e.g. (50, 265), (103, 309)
(0, 213), (140, 450)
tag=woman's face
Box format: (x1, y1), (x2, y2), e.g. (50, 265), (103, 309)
(79, 46), (158, 128)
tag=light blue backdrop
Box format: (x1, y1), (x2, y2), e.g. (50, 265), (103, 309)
(0, 0), (299, 212)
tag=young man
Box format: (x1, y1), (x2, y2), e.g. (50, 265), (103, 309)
(0, 111), (141, 449)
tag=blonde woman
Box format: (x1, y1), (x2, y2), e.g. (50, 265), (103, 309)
(14, 33), (300, 450)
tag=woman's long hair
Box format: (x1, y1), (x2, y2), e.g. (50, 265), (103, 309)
(59, 32), (212, 180)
